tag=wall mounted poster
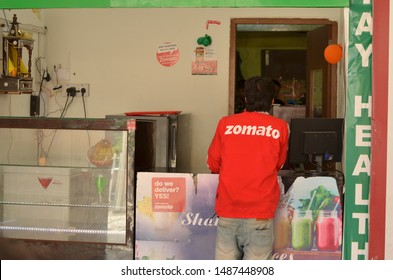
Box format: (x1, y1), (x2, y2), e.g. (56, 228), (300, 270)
(191, 46), (217, 75)
(135, 172), (218, 260)
(156, 42), (179, 67)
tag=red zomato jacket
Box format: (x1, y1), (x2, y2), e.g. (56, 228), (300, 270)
(207, 111), (289, 219)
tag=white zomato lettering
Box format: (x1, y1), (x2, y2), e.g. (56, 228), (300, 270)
(225, 125), (280, 139)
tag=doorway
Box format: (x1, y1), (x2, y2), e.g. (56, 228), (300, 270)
(229, 18), (338, 119)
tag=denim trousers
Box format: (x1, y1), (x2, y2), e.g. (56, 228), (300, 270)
(215, 217), (274, 260)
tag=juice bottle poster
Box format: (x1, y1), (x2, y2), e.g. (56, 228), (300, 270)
(273, 176), (342, 260)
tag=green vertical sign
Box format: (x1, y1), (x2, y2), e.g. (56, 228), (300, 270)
(344, 0), (372, 260)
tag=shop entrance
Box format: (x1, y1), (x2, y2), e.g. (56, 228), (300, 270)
(229, 18), (338, 119)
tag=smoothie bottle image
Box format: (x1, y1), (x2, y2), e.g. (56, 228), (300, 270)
(273, 207), (290, 250)
(316, 210), (339, 251)
(291, 210), (313, 250)
(195, 47), (204, 62)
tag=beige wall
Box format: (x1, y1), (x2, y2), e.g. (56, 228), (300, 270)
(0, 8), (344, 172)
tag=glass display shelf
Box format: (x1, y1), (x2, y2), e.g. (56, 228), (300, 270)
(0, 117), (136, 246)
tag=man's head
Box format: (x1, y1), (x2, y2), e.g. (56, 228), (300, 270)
(245, 76), (276, 112)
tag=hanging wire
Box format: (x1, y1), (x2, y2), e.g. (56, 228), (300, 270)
(82, 94), (87, 118)
(2, 10), (10, 32)
(38, 71), (46, 116)
(62, 96), (75, 118)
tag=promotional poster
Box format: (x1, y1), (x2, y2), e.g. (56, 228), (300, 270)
(135, 173), (342, 260)
(272, 176), (342, 260)
(135, 173), (218, 260)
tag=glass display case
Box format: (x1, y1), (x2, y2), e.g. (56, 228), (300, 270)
(0, 117), (136, 258)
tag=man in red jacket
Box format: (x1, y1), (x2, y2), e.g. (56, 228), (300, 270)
(207, 76), (289, 260)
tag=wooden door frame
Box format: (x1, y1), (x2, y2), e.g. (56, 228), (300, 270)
(229, 18), (338, 117)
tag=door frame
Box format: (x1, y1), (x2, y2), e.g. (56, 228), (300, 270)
(229, 18), (338, 117)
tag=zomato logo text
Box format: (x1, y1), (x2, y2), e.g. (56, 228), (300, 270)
(225, 125), (280, 139)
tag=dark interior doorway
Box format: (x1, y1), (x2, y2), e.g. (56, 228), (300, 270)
(229, 18), (338, 120)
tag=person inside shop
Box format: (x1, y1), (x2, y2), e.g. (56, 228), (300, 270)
(207, 76), (289, 260)
(234, 79), (246, 113)
(272, 79), (285, 105)
(234, 51), (246, 114)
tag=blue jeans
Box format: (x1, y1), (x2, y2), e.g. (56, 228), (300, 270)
(215, 217), (274, 260)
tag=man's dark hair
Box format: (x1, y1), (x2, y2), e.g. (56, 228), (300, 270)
(245, 76), (276, 112)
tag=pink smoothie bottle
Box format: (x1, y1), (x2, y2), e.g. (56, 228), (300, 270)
(316, 210), (339, 251)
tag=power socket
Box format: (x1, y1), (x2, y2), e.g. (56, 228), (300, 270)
(61, 83), (90, 97)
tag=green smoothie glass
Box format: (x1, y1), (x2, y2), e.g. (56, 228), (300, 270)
(291, 209), (313, 250)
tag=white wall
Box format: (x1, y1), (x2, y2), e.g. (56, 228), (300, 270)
(0, 8), (344, 172)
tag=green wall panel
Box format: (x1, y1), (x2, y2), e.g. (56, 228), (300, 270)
(0, 0), (349, 9)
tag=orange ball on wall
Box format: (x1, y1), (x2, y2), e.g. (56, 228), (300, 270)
(324, 44), (343, 64)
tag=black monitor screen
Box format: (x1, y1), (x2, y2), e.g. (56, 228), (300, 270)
(288, 118), (344, 168)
